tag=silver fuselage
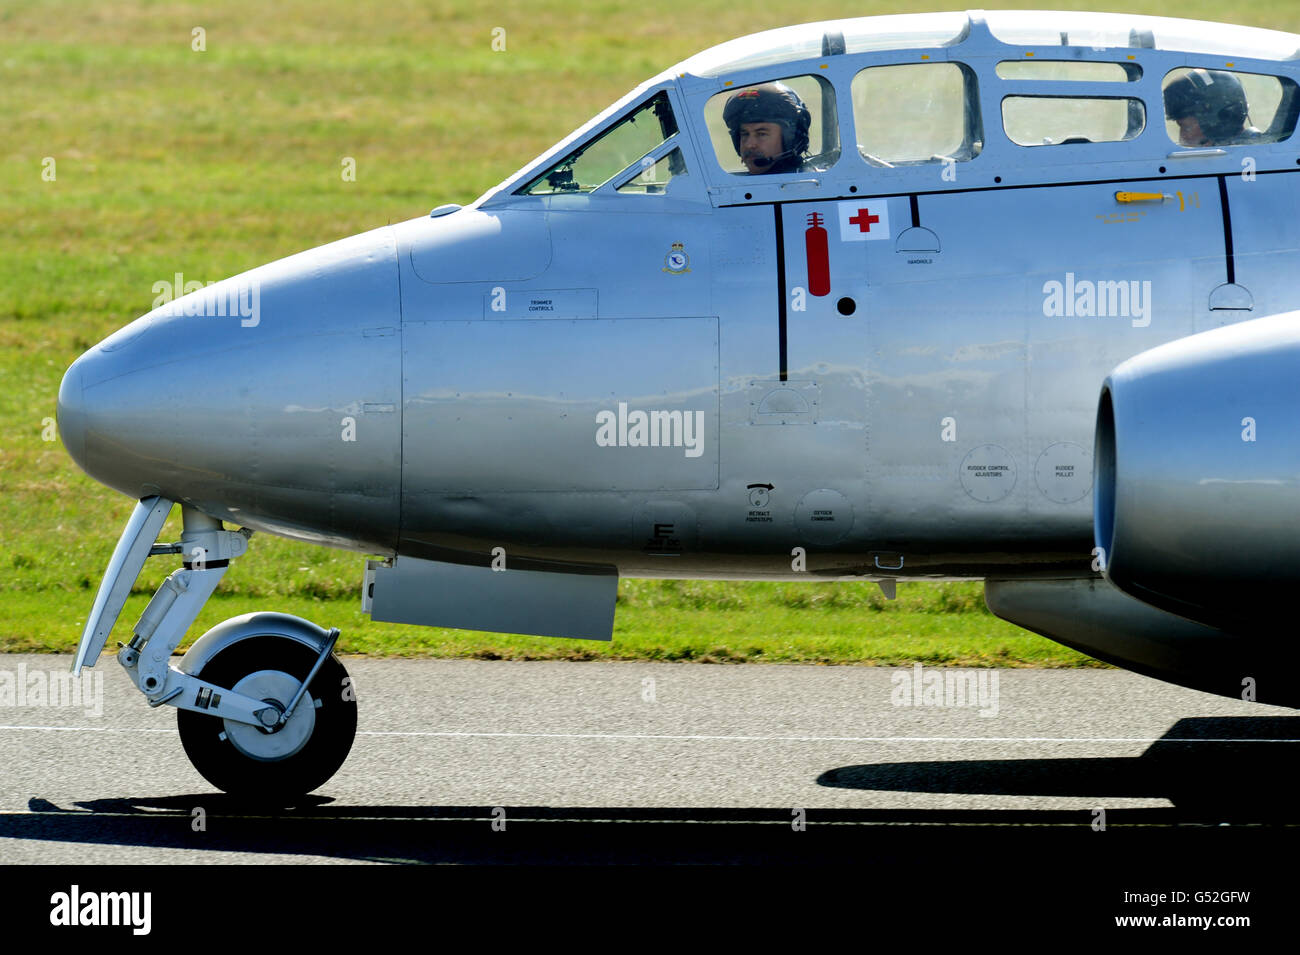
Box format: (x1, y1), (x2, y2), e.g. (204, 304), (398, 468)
(57, 13), (1300, 583)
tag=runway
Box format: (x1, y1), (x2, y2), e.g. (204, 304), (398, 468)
(1, 655), (1297, 864)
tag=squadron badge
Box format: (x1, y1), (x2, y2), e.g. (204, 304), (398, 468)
(662, 241), (691, 273)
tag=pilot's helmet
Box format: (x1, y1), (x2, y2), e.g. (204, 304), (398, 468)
(722, 82), (812, 160)
(1164, 69), (1249, 141)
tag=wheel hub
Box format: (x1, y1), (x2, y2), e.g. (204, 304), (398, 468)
(223, 669), (316, 761)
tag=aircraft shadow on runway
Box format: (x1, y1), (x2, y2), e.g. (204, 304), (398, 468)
(5, 717), (1295, 863)
(818, 716), (1300, 822)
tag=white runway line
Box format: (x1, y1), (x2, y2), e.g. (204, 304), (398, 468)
(2, 724), (1297, 744)
(355, 731), (1300, 743)
(0, 724), (173, 733)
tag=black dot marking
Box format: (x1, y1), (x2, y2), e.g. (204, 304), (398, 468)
(994, 176), (1002, 183)
(1159, 166), (1167, 173)
(849, 185), (858, 193)
(744, 192), (752, 200)
(837, 297), (856, 315)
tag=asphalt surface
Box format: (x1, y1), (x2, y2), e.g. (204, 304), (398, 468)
(1, 655), (1297, 865)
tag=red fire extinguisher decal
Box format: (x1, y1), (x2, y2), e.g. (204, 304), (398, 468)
(805, 212), (830, 297)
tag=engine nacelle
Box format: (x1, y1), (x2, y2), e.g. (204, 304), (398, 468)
(1095, 311), (1300, 632)
(985, 577), (1298, 706)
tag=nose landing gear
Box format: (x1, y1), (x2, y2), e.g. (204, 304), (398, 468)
(72, 497), (361, 797)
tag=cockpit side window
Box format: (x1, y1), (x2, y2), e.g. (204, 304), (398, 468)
(615, 147), (689, 194)
(851, 62), (983, 166)
(1162, 67), (1299, 147)
(519, 92), (679, 195)
(1002, 96), (1146, 146)
(704, 75), (840, 176)
(996, 61), (1140, 82)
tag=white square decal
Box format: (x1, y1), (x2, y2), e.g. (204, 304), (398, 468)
(838, 201), (891, 241)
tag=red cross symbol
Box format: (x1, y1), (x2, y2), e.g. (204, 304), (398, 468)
(848, 208), (880, 233)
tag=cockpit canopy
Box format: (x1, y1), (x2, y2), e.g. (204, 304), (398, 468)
(679, 10), (1300, 77)
(495, 10), (1300, 203)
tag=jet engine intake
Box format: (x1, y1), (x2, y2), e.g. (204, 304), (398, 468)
(1095, 310), (1300, 632)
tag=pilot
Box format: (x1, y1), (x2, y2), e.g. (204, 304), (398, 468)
(1164, 69), (1260, 147)
(722, 82), (812, 174)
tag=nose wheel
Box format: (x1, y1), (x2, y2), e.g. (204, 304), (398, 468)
(177, 635), (356, 797)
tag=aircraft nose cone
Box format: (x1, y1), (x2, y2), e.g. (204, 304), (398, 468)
(55, 332), (161, 498)
(57, 224), (403, 551)
(57, 357), (87, 473)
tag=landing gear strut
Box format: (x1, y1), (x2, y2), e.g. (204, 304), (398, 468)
(73, 496), (358, 796)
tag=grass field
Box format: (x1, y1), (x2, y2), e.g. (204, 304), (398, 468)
(4, 0), (1293, 663)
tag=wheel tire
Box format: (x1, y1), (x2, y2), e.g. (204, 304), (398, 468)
(177, 635), (356, 797)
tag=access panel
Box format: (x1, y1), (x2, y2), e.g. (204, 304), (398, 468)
(403, 316), (719, 494)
